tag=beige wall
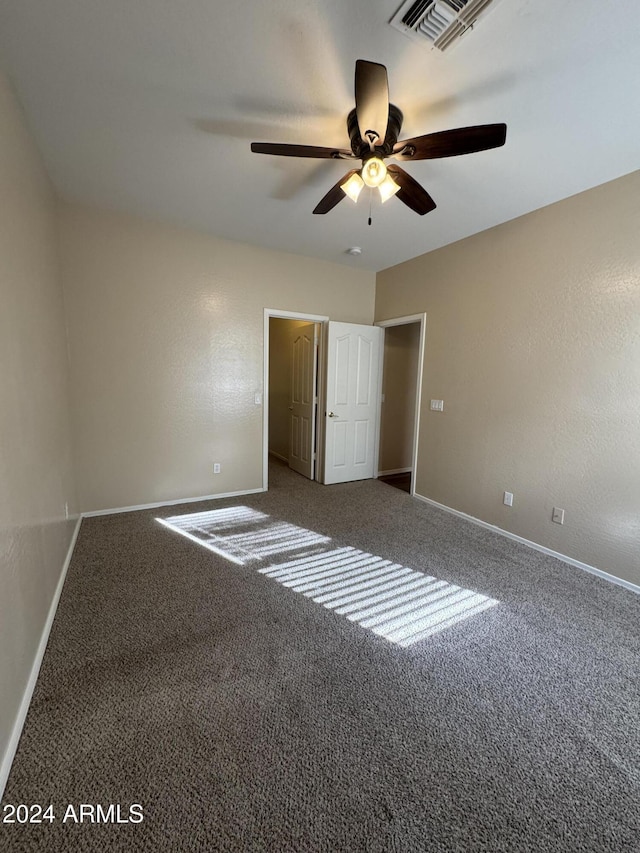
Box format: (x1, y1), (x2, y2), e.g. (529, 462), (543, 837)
(59, 204), (375, 512)
(379, 323), (421, 473)
(0, 76), (77, 780)
(376, 171), (640, 586)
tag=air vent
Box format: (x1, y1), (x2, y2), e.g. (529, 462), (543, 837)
(390, 0), (503, 51)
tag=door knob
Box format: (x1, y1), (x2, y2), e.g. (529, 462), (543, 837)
(288, 406), (293, 411)
(328, 411), (337, 418)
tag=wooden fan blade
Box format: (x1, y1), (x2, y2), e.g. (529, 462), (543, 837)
(393, 123), (507, 161)
(251, 142), (354, 159)
(354, 60), (389, 146)
(387, 165), (436, 216)
(313, 169), (359, 215)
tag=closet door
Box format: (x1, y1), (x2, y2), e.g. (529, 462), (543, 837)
(288, 322), (317, 480)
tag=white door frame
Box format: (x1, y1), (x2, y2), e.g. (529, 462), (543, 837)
(263, 308), (329, 491)
(374, 313), (426, 497)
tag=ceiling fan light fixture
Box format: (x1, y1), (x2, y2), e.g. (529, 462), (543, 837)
(362, 157), (387, 188)
(378, 173), (400, 203)
(341, 171), (365, 202)
(251, 60), (505, 217)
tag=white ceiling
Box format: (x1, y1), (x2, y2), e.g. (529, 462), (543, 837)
(1, 0), (638, 271)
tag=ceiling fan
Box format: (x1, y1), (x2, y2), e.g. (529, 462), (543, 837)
(251, 60), (506, 217)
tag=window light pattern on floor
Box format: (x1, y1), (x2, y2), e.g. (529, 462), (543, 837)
(157, 506), (330, 566)
(157, 506), (498, 647)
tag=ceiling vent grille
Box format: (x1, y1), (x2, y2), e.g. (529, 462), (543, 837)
(390, 0), (503, 51)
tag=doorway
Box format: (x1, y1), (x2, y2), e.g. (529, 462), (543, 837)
(376, 314), (426, 497)
(263, 309), (328, 491)
(268, 317), (319, 478)
(263, 312), (387, 492)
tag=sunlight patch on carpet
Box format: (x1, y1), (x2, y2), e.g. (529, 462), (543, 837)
(157, 506), (330, 565)
(157, 506), (498, 646)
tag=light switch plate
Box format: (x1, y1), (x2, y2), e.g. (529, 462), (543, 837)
(503, 491), (513, 507)
(552, 507), (565, 524)
(430, 399), (444, 411)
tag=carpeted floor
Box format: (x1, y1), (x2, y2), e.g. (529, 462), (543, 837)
(2, 460), (639, 852)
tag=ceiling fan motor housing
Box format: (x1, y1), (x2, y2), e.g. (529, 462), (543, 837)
(347, 104), (404, 159)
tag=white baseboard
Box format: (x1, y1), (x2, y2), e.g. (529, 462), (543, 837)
(0, 516), (82, 800)
(413, 492), (640, 595)
(4, 486), (634, 804)
(82, 487), (266, 518)
(268, 451), (288, 464)
(0, 484), (267, 796)
(378, 467), (412, 477)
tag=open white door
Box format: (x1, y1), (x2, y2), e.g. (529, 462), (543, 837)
(324, 321), (382, 485)
(288, 322), (317, 479)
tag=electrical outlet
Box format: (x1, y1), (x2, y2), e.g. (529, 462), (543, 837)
(503, 491), (513, 507)
(213, 463), (221, 474)
(552, 507), (565, 524)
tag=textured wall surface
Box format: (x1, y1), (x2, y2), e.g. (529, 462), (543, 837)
(59, 204), (375, 512)
(379, 322), (421, 473)
(0, 76), (77, 776)
(376, 171), (640, 586)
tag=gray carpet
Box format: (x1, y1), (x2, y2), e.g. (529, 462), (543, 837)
(2, 459), (639, 852)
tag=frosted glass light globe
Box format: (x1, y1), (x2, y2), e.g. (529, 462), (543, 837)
(362, 157), (387, 188)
